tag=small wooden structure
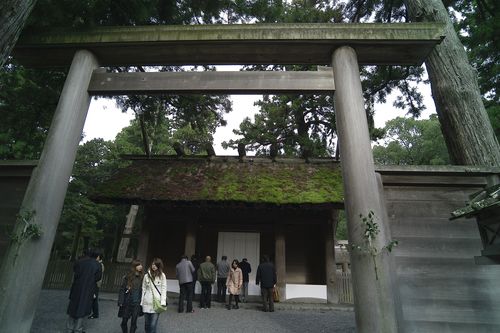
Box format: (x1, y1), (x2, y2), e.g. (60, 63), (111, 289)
(451, 183), (500, 264)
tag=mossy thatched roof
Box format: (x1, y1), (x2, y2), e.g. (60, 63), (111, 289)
(92, 156), (344, 206)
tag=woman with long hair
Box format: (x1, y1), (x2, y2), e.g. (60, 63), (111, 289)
(118, 260), (144, 333)
(226, 259), (243, 310)
(141, 258), (167, 333)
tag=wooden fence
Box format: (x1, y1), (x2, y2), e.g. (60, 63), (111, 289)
(43, 261), (354, 303)
(335, 271), (354, 304)
(43, 260), (129, 293)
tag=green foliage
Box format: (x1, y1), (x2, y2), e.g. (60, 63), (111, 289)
(0, 62), (66, 159)
(350, 211), (398, 280)
(451, 0), (499, 104)
(10, 209), (42, 264)
(223, 92), (336, 157)
(25, 0), (231, 28)
(486, 103), (500, 143)
(373, 115), (450, 165)
(113, 66), (231, 155)
(11, 209), (41, 243)
(55, 139), (129, 259)
(335, 211), (348, 240)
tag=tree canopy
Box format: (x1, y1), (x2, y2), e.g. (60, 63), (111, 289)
(373, 115), (450, 165)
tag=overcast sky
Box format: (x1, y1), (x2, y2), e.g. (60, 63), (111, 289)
(82, 70), (435, 156)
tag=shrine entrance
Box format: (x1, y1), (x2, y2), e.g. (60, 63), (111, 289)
(1, 23), (448, 333)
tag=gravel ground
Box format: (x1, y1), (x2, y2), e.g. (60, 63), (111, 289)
(31, 289), (356, 333)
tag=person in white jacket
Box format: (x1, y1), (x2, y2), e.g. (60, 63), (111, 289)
(141, 258), (167, 333)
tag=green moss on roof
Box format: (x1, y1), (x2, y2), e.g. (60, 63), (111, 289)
(94, 157), (344, 205)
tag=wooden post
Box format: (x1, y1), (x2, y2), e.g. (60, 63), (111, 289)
(117, 205), (139, 263)
(332, 46), (398, 333)
(184, 220), (197, 257)
(0, 50), (99, 333)
(275, 223), (286, 301)
(325, 210), (339, 303)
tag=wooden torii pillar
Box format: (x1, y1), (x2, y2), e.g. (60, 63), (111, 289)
(332, 46), (399, 332)
(0, 50), (99, 332)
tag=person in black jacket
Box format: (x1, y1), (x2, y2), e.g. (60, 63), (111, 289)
(118, 260), (144, 333)
(255, 255), (277, 312)
(239, 258), (251, 303)
(66, 248), (102, 333)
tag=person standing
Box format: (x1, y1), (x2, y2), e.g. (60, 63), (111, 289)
(226, 259), (243, 310)
(197, 256), (216, 309)
(176, 255), (195, 313)
(239, 258), (251, 303)
(118, 260), (144, 333)
(216, 255), (230, 302)
(66, 248), (102, 333)
(256, 255), (277, 312)
(89, 251), (104, 319)
(190, 254), (200, 302)
(141, 258), (167, 333)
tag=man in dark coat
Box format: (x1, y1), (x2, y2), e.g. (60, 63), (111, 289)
(239, 258), (251, 302)
(66, 249), (102, 333)
(256, 255), (277, 312)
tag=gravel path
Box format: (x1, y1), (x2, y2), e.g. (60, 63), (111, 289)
(31, 289), (356, 333)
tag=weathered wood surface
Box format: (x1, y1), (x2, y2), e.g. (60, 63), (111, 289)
(380, 175), (487, 186)
(13, 23), (445, 67)
(88, 70), (335, 95)
(390, 217), (478, 238)
(383, 174), (500, 332)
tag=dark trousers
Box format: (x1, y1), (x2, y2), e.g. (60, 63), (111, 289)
(200, 281), (212, 308)
(216, 277), (227, 302)
(227, 294), (240, 307)
(178, 282), (193, 313)
(120, 304), (141, 333)
(91, 286), (99, 317)
(261, 287), (274, 312)
(242, 282), (249, 301)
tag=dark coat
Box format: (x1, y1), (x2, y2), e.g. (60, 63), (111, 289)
(239, 261), (252, 282)
(67, 256), (102, 318)
(118, 273), (143, 318)
(256, 261), (276, 289)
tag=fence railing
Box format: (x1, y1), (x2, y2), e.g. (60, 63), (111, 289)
(43, 260), (129, 293)
(335, 271), (354, 304)
(43, 261), (354, 304)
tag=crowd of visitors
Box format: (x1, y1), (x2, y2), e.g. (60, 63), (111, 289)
(66, 251), (277, 333)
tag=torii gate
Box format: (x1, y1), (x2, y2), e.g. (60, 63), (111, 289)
(0, 23), (445, 332)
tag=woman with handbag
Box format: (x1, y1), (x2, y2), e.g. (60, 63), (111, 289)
(141, 258), (167, 333)
(118, 260), (144, 333)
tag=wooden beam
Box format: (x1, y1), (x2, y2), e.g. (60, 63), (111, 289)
(13, 23), (446, 67)
(88, 70), (335, 95)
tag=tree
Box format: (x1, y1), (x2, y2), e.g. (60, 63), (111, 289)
(224, 93), (336, 157)
(223, 2), (344, 157)
(0, 0), (38, 67)
(452, 0), (499, 104)
(0, 63), (66, 160)
(343, 0), (500, 165)
(404, 0), (500, 166)
(373, 115), (450, 165)
(55, 139), (129, 260)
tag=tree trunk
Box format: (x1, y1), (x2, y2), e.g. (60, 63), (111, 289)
(404, 0), (500, 166)
(0, 0), (38, 67)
